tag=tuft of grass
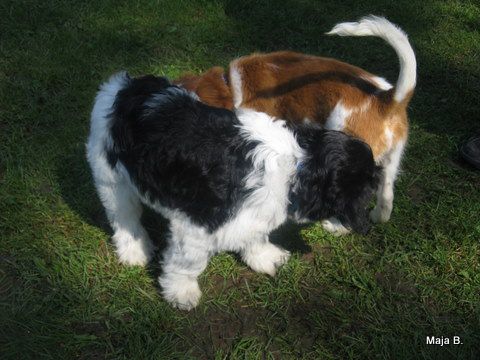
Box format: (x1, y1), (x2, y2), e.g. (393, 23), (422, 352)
(1, 0), (479, 359)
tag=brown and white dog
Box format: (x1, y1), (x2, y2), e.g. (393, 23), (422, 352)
(175, 16), (416, 234)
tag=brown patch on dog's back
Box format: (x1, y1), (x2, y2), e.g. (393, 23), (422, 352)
(175, 50), (413, 159)
(230, 51), (412, 159)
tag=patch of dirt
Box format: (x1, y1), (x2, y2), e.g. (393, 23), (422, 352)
(37, 182), (53, 195)
(77, 348), (106, 360)
(72, 321), (108, 339)
(185, 304), (270, 359)
(205, 269), (257, 301)
(312, 244), (334, 257)
(406, 184), (425, 204)
(286, 299), (322, 350)
(185, 270), (335, 358)
(301, 245), (334, 263)
(182, 268), (280, 358)
(374, 271), (419, 297)
(0, 255), (21, 296)
(301, 251), (315, 262)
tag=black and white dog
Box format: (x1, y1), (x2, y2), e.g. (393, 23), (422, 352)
(87, 72), (380, 310)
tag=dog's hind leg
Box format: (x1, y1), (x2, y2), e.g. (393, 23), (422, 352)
(159, 220), (211, 310)
(95, 173), (155, 266)
(370, 141), (405, 223)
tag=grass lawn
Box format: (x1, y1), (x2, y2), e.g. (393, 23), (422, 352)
(1, 0), (480, 358)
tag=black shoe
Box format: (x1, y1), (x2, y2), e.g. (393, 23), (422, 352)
(460, 135), (480, 170)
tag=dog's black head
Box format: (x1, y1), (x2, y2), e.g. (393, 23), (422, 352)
(290, 129), (381, 234)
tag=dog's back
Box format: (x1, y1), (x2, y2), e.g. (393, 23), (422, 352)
(90, 73), (259, 232)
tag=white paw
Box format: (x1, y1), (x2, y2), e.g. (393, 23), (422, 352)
(243, 243), (291, 276)
(321, 217), (350, 236)
(369, 206), (391, 223)
(159, 274), (202, 311)
(113, 232), (155, 266)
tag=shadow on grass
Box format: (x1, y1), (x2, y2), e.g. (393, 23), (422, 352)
(54, 144), (170, 247)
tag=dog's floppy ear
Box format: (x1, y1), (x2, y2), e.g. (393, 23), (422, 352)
(291, 130), (340, 222)
(334, 142), (382, 234)
(339, 165), (381, 235)
(338, 195), (372, 235)
(293, 129), (379, 234)
(292, 159), (329, 220)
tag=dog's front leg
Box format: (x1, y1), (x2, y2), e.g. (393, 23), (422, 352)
(241, 235), (290, 277)
(321, 217), (351, 236)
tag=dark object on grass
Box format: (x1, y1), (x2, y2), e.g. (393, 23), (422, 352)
(460, 135), (480, 170)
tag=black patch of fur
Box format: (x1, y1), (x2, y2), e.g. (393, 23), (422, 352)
(291, 127), (381, 234)
(107, 74), (256, 232)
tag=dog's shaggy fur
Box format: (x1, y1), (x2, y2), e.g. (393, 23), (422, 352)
(86, 72), (380, 310)
(175, 16), (416, 231)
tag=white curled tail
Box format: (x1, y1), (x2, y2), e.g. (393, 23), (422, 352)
(327, 15), (416, 103)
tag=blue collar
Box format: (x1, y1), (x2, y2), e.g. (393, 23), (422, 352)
(296, 161), (304, 172)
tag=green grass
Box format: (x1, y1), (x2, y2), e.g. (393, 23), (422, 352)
(1, 0), (480, 358)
